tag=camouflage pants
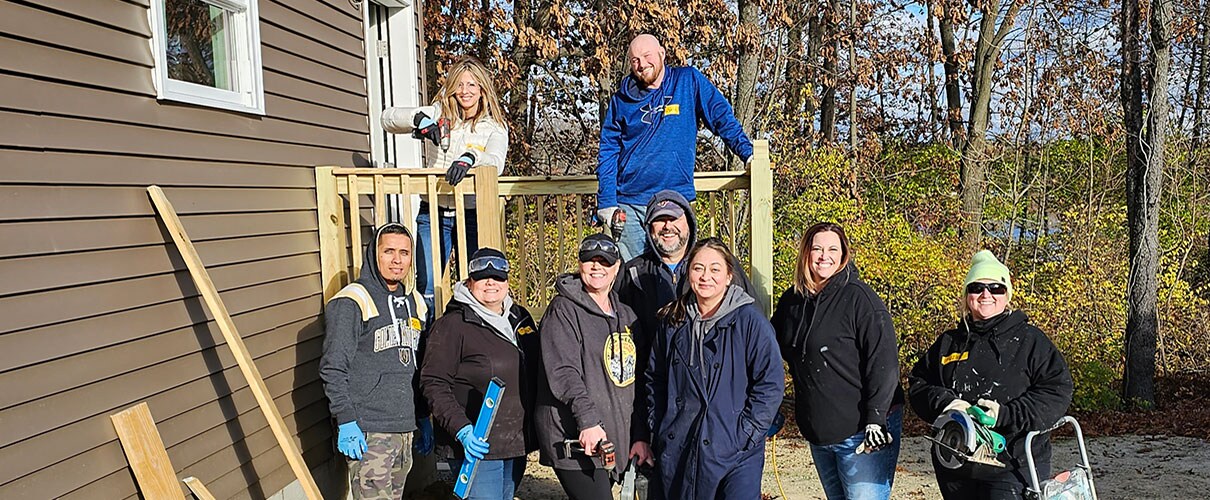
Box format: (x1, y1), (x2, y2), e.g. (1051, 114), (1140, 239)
(348, 432), (413, 500)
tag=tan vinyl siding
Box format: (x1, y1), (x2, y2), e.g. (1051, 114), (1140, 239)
(0, 0), (369, 497)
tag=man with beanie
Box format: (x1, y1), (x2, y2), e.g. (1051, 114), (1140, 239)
(908, 250), (1073, 499)
(597, 34), (754, 261)
(320, 223), (434, 499)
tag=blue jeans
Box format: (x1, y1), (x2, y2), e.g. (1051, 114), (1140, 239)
(809, 408), (903, 500)
(446, 457), (525, 500)
(415, 204), (478, 302)
(617, 202), (648, 262)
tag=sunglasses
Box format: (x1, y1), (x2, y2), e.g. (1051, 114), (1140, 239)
(468, 255), (510, 274)
(579, 237), (620, 256)
(965, 282), (1008, 295)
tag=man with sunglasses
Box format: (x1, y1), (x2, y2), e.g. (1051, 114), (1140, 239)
(908, 250), (1073, 499)
(320, 223), (434, 499)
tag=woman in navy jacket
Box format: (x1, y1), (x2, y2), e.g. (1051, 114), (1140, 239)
(645, 238), (783, 499)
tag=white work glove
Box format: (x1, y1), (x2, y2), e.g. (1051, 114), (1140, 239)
(856, 424), (893, 454)
(596, 207), (618, 228)
(943, 399), (971, 413)
(976, 398), (1001, 425)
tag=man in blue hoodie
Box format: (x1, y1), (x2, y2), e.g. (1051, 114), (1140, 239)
(597, 34), (754, 261)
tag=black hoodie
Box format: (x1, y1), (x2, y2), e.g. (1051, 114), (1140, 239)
(908, 310), (1073, 479)
(320, 224), (430, 433)
(534, 273), (643, 471)
(771, 263), (905, 445)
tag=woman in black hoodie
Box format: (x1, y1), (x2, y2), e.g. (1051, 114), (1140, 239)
(535, 233), (645, 499)
(908, 250), (1072, 499)
(771, 222), (905, 500)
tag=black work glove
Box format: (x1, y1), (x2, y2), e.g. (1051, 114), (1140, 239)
(856, 424), (893, 454)
(446, 152), (475, 187)
(411, 112), (440, 146)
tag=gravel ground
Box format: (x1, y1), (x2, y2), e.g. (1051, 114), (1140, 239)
(504, 434), (1210, 499)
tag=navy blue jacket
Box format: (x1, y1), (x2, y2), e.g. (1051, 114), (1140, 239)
(646, 299), (783, 499)
(597, 66), (753, 209)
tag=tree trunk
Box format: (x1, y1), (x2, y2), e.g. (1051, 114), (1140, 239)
(785, 1), (810, 134)
(734, 0), (761, 134)
(937, 0), (964, 149)
(1193, 3), (1210, 148)
(803, 10), (824, 139)
(958, 0), (1023, 252)
(1122, 0), (1172, 410)
(818, 0), (841, 144)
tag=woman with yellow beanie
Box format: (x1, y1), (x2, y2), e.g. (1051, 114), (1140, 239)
(907, 250), (1073, 499)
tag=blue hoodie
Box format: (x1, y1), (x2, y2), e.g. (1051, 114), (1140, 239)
(597, 66), (754, 209)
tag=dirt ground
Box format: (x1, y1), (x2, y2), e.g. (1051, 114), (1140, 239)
(503, 433), (1210, 499)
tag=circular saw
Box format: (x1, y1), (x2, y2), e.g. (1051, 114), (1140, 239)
(926, 407), (1008, 469)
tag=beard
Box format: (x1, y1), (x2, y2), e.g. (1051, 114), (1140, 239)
(633, 63), (663, 87)
(652, 230), (687, 256)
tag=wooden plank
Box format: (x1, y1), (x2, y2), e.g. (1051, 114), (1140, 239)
(374, 174), (386, 227)
(146, 186), (322, 499)
(748, 140), (774, 316)
(182, 477), (217, 500)
(473, 166), (503, 251)
(110, 403), (188, 500)
(537, 195), (548, 299)
(454, 182), (468, 280)
(557, 195), (567, 273)
(347, 175), (362, 280)
(316, 167), (349, 301)
(427, 176), (444, 311)
(515, 198), (528, 302)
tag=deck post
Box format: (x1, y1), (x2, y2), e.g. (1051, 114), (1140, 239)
(749, 140), (774, 316)
(316, 166), (349, 302)
(474, 166), (504, 251)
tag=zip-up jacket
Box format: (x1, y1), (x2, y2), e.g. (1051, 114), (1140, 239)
(908, 310), (1073, 478)
(419, 287), (541, 460)
(381, 103), (507, 210)
(597, 66), (753, 209)
(771, 263), (904, 445)
(320, 224), (431, 433)
(647, 285), (784, 499)
(535, 274), (643, 471)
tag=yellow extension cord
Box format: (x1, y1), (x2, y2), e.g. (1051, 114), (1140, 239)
(770, 433), (788, 499)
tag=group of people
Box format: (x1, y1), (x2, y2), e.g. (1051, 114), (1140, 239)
(320, 32), (1075, 500)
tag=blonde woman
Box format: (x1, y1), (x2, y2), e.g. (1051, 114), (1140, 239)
(382, 56), (508, 303)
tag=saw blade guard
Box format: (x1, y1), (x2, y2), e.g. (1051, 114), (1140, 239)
(932, 409), (978, 469)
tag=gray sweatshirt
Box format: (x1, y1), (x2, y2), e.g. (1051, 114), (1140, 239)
(320, 224), (430, 433)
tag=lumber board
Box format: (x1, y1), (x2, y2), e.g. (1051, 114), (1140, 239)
(182, 477), (217, 500)
(146, 186), (322, 500)
(109, 402), (187, 500)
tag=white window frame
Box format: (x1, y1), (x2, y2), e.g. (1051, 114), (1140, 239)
(148, 0), (266, 115)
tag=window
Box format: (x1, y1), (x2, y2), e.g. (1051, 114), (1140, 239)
(149, 0), (265, 114)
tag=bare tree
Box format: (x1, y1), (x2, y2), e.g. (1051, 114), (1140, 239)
(1121, 0), (1173, 409)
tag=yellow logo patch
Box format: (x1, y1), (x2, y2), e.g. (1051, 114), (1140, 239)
(664, 104), (680, 116)
(411, 317), (423, 331)
(467, 143), (487, 152)
(941, 351), (969, 365)
(517, 325), (535, 336)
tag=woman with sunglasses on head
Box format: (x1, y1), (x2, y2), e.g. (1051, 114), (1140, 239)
(534, 233), (646, 499)
(908, 250), (1072, 499)
(419, 248), (541, 499)
(381, 56), (509, 305)
(647, 237), (784, 499)
(771, 222), (904, 500)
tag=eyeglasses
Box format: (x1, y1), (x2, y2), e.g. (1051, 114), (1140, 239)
(965, 282), (1008, 295)
(469, 255), (510, 274)
(579, 237), (620, 256)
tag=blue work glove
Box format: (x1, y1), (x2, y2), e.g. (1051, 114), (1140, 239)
(445, 152), (475, 187)
(455, 424), (490, 461)
(411, 112), (440, 145)
(766, 411), (786, 438)
(414, 417), (434, 455)
(337, 421), (368, 460)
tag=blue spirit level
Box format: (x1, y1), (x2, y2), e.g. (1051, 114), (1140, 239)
(453, 377), (506, 498)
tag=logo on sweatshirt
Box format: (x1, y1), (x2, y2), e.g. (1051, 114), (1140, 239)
(603, 327), (637, 387)
(640, 96), (675, 124)
(941, 351), (969, 365)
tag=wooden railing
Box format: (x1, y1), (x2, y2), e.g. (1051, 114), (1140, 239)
(316, 140), (773, 317)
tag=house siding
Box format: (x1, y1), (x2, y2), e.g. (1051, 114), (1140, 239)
(0, 0), (371, 497)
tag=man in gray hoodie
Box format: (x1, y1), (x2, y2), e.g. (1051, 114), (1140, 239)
(320, 223), (433, 500)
